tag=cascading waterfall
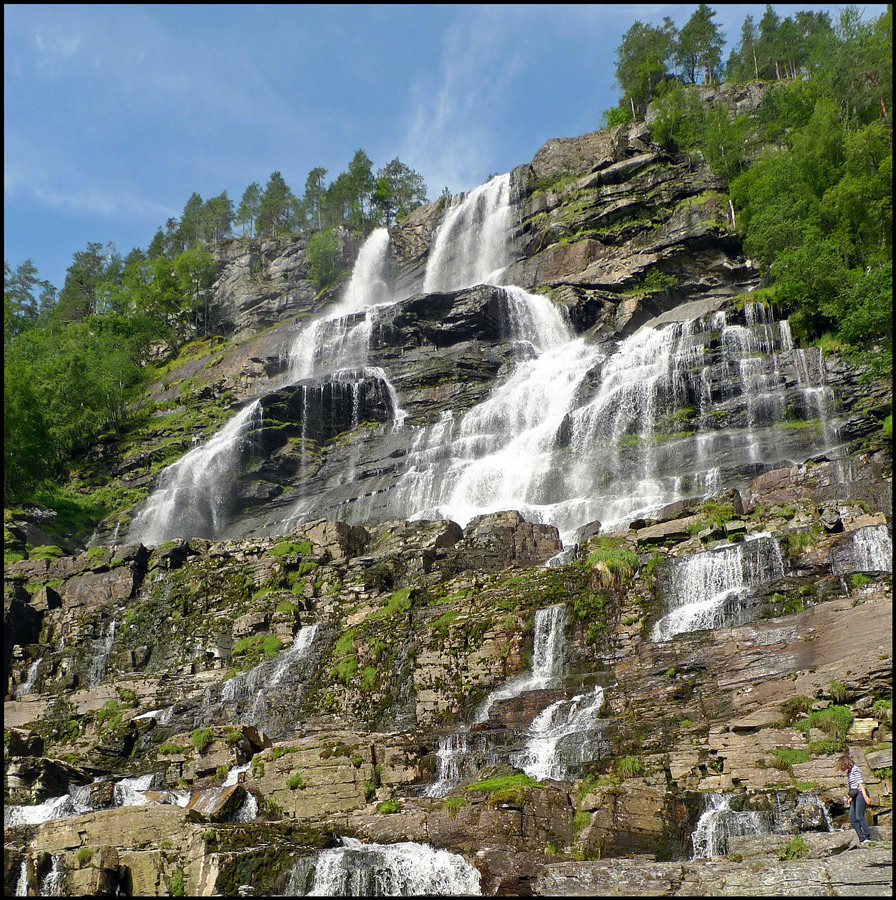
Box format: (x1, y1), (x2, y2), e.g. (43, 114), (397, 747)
(652, 534), (785, 641)
(200, 624), (321, 732)
(475, 604), (566, 722)
(15, 657), (42, 698)
(128, 400), (262, 544)
(425, 605), (567, 798)
(831, 524), (892, 575)
(423, 174), (512, 292)
(286, 837), (482, 897)
(691, 793), (768, 858)
(510, 686), (606, 782)
(128, 168), (837, 550)
(38, 854), (65, 897)
(16, 858), (29, 897)
(87, 615), (118, 687)
(4, 784), (92, 827)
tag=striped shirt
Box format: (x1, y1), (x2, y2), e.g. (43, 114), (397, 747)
(847, 765), (864, 791)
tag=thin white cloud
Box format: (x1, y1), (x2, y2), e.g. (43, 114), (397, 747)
(400, 7), (526, 195)
(5, 132), (175, 221)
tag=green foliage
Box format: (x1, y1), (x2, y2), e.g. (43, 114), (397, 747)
(190, 727), (214, 753)
(306, 229), (343, 289)
(467, 773), (543, 803)
(377, 799), (401, 814)
(268, 539), (313, 557)
(779, 695), (813, 723)
(158, 741), (182, 755)
(76, 847), (93, 865)
(777, 836), (808, 861)
(95, 700), (122, 731)
(225, 729), (244, 745)
(828, 680), (848, 704)
(883, 415), (893, 440)
(168, 868), (186, 897)
(796, 704), (854, 748)
(616, 756), (645, 779)
(286, 773), (306, 790)
(771, 747), (810, 770)
(372, 587), (413, 620)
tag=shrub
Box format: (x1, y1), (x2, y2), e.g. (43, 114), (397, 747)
(76, 847), (92, 865)
(377, 800), (401, 814)
(771, 748), (810, 771)
(168, 868), (185, 897)
(616, 756), (644, 779)
(225, 729), (243, 745)
(190, 728), (214, 753)
(828, 680), (848, 704)
(780, 695), (813, 723)
(777, 836), (808, 860)
(286, 773), (306, 790)
(158, 741), (182, 755)
(851, 573), (872, 588)
(467, 774), (542, 805)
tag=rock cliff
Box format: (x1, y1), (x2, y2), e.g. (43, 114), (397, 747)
(4, 111), (892, 896)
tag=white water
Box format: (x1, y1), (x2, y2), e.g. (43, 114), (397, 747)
(38, 854), (65, 897)
(16, 858), (28, 897)
(423, 174), (512, 292)
(286, 836), (481, 896)
(691, 794), (767, 858)
(201, 623), (321, 731)
(425, 605), (568, 798)
(87, 615), (118, 687)
(129, 400), (262, 544)
(475, 604), (566, 723)
(831, 524), (892, 575)
(652, 534), (785, 641)
(16, 657), (42, 698)
(511, 686), (606, 782)
(4, 784), (92, 827)
(113, 773), (155, 807)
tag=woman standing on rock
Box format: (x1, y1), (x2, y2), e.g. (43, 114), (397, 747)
(838, 754), (872, 844)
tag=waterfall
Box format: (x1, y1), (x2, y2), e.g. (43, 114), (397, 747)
(652, 534), (785, 641)
(289, 227), (392, 381)
(286, 837), (481, 896)
(423, 174), (512, 292)
(691, 794), (768, 858)
(425, 733), (472, 799)
(15, 858), (29, 897)
(128, 400), (262, 544)
(510, 687), (606, 782)
(87, 615), (118, 688)
(201, 623), (321, 732)
(113, 773), (156, 807)
(15, 657), (42, 698)
(4, 785), (92, 827)
(424, 606), (567, 798)
(831, 524), (892, 575)
(38, 854), (65, 897)
(475, 604), (566, 722)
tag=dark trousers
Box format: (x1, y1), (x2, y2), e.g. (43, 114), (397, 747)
(849, 793), (871, 841)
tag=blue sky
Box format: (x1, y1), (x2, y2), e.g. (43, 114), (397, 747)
(4, 4), (886, 292)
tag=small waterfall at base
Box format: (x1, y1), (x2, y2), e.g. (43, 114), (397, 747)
(286, 837), (482, 897)
(128, 400), (262, 544)
(475, 604), (566, 723)
(652, 534), (785, 641)
(15, 657), (42, 698)
(198, 624), (322, 733)
(831, 524), (892, 575)
(510, 686), (606, 782)
(38, 854), (65, 897)
(87, 614), (118, 687)
(424, 605), (568, 797)
(16, 857), (29, 896)
(4, 785), (93, 827)
(691, 794), (769, 858)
